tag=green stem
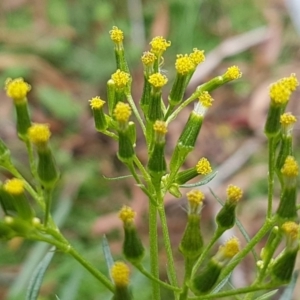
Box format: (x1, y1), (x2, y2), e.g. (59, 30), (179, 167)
(102, 130), (119, 140)
(43, 188), (53, 227)
(179, 258), (193, 300)
(267, 137), (276, 218)
(218, 219), (275, 283)
(191, 229), (222, 278)
(158, 205), (178, 288)
(149, 202), (160, 300)
(134, 263), (181, 292)
(126, 93), (146, 135)
(187, 283), (280, 300)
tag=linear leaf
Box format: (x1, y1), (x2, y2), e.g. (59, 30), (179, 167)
(102, 235), (114, 281)
(180, 171), (218, 188)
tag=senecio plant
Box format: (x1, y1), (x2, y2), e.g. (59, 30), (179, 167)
(0, 26), (299, 300)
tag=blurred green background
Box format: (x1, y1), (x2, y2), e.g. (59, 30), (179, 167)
(0, 0), (300, 299)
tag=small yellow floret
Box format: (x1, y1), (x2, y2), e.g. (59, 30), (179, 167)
(189, 48), (205, 65)
(226, 185), (243, 203)
(280, 113), (297, 126)
(111, 70), (130, 89)
(150, 36), (171, 56)
(113, 102), (132, 123)
(225, 66), (242, 80)
(109, 26), (124, 43)
(219, 237), (240, 258)
(89, 96), (105, 110)
(281, 73), (299, 92)
(281, 156), (299, 177)
(196, 158), (212, 175)
(5, 78), (31, 102)
(111, 261), (130, 287)
(198, 91), (213, 108)
(187, 190), (205, 205)
(28, 124), (51, 145)
(148, 73), (168, 88)
(4, 178), (24, 195)
(269, 81), (291, 105)
(175, 54), (194, 75)
(141, 51), (156, 66)
(119, 205), (136, 223)
(282, 222), (299, 241)
(153, 120), (167, 135)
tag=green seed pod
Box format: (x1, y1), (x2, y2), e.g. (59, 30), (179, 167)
(107, 79), (116, 116)
(277, 186), (297, 220)
(123, 224), (145, 263)
(127, 122), (136, 147)
(179, 214), (203, 259)
(4, 216), (31, 236)
(271, 249), (298, 283)
(37, 148), (60, 189)
(192, 259), (222, 295)
(276, 135), (293, 176)
(216, 203), (236, 231)
(264, 103), (283, 138)
(147, 142), (166, 176)
(140, 74), (152, 114)
(89, 96), (108, 132)
(168, 73), (188, 107)
(117, 129), (135, 163)
(15, 101), (32, 140)
(148, 91), (163, 122)
(175, 167), (198, 185)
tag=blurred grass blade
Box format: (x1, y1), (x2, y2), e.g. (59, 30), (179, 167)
(279, 271), (299, 300)
(103, 174), (134, 181)
(26, 247), (56, 300)
(102, 235), (114, 281)
(59, 267), (83, 300)
(254, 290), (278, 300)
(211, 273), (231, 293)
(180, 171), (218, 188)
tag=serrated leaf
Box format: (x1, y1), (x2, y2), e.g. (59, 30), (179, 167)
(102, 235), (114, 281)
(26, 247), (56, 300)
(180, 171), (218, 188)
(254, 290), (278, 300)
(279, 270), (299, 300)
(103, 174), (134, 181)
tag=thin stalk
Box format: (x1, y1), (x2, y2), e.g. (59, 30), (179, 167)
(126, 93), (146, 135)
(149, 202), (160, 300)
(187, 283), (280, 300)
(43, 188), (53, 227)
(191, 229), (222, 278)
(158, 205), (178, 288)
(267, 137), (276, 218)
(102, 130), (119, 140)
(179, 258), (193, 300)
(134, 263), (181, 292)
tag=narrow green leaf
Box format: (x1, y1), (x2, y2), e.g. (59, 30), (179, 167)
(279, 271), (299, 300)
(102, 235), (114, 281)
(103, 174), (134, 181)
(26, 247), (56, 300)
(254, 290), (278, 300)
(59, 267), (83, 300)
(180, 171), (218, 188)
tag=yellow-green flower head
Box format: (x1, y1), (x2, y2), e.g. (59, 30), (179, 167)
(199, 91), (213, 108)
(224, 66), (242, 80)
(89, 96), (105, 110)
(193, 91), (213, 116)
(189, 48), (205, 66)
(175, 54), (194, 75)
(3, 178), (24, 195)
(150, 36), (171, 56)
(109, 26), (124, 44)
(281, 73), (299, 92)
(119, 205), (136, 224)
(217, 237), (240, 261)
(226, 184), (243, 203)
(282, 222), (299, 241)
(111, 261), (130, 287)
(153, 120), (168, 135)
(113, 102), (132, 123)
(196, 157), (212, 175)
(5, 78), (31, 103)
(28, 124), (51, 145)
(141, 51), (156, 66)
(280, 113), (297, 127)
(269, 81), (291, 105)
(281, 156), (299, 177)
(148, 73), (168, 88)
(187, 190), (204, 214)
(111, 70), (130, 89)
